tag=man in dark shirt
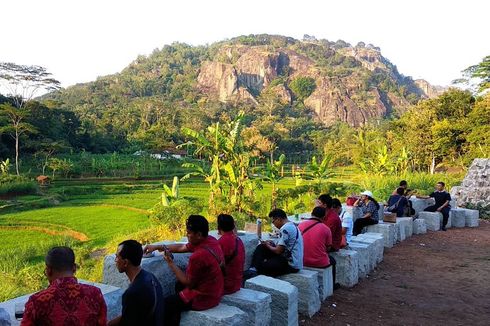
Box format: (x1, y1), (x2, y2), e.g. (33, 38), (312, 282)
(144, 215), (224, 326)
(108, 240), (164, 326)
(217, 214), (245, 294)
(22, 247), (107, 326)
(416, 182), (452, 231)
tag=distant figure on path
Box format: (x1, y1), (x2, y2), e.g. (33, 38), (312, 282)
(353, 191), (380, 235)
(251, 208), (303, 276)
(416, 182), (451, 231)
(217, 213), (245, 294)
(108, 239), (164, 326)
(144, 215), (224, 326)
(22, 247), (107, 326)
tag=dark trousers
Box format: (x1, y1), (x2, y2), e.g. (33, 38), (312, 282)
(424, 205), (450, 227)
(252, 244), (298, 277)
(353, 218), (378, 236)
(163, 282), (192, 326)
(328, 254), (337, 285)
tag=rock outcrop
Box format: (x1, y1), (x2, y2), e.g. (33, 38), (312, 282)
(197, 40), (440, 127)
(451, 158), (490, 213)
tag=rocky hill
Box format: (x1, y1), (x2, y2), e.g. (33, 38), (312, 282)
(47, 34), (442, 129)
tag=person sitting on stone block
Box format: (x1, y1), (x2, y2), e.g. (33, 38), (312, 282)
(299, 206), (332, 268)
(217, 213), (245, 294)
(353, 190), (380, 236)
(315, 194), (342, 252)
(392, 180), (415, 216)
(22, 246), (107, 326)
(108, 240), (164, 326)
(144, 215), (224, 326)
(386, 187), (409, 217)
(251, 208), (303, 277)
(332, 198), (352, 248)
(415, 181), (452, 231)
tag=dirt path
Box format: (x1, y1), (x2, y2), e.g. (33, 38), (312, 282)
(302, 220), (490, 326)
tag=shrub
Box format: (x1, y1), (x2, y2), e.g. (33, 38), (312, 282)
(149, 198), (203, 231)
(0, 174), (37, 195)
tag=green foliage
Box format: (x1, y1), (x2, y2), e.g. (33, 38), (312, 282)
(289, 77), (316, 101)
(0, 174), (37, 195)
(150, 198), (203, 231)
(262, 154), (286, 208)
(307, 155), (334, 185)
(456, 55), (490, 93)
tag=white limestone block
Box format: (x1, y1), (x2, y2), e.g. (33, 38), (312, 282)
(278, 270), (320, 318)
(180, 304), (247, 326)
(346, 242), (372, 278)
(450, 208), (467, 228)
(413, 219), (427, 234)
(418, 211), (441, 231)
(221, 288), (271, 326)
(409, 197), (434, 214)
(330, 249), (359, 288)
(304, 266), (333, 301)
(245, 275), (298, 326)
(461, 208), (480, 227)
(365, 223), (396, 248)
(352, 233), (384, 264)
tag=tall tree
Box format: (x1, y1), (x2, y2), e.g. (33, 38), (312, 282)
(0, 63), (60, 174)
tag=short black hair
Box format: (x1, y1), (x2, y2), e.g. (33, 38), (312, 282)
(217, 214), (235, 232)
(331, 198), (342, 208)
(437, 181), (445, 187)
(186, 215), (209, 237)
(399, 180), (408, 187)
(45, 246), (75, 272)
(318, 194), (333, 208)
(312, 206), (326, 219)
(118, 240), (143, 267)
(396, 187), (405, 195)
(269, 208), (287, 220)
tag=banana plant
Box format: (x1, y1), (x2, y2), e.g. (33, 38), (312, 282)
(308, 155), (333, 186)
(161, 176), (180, 207)
(262, 153), (286, 209)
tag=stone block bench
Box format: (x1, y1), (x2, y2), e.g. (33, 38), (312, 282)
(413, 219), (427, 234)
(277, 270), (320, 318)
(329, 249), (359, 288)
(180, 303), (247, 326)
(346, 242), (371, 278)
(351, 233), (384, 264)
(0, 280), (124, 325)
(396, 217), (413, 242)
(459, 208), (480, 227)
(418, 211), (441, 231)
(365, 223), (396, 248)
(0, 308), (10, 326)
(304, 266), (333, 301)
(245, 275), (298, 326)
(221, 288), (271, 326)
(450, 208), (466, 228)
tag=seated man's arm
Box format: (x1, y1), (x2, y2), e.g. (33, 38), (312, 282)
(20, 298), (36, 326)
(144, 243), (188, 254)
(165, 253), (192, 287)
(265, 243), (285, 255)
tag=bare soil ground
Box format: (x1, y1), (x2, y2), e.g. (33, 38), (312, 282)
(302, 220), (490, 326)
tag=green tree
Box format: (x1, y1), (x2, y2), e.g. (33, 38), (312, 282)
(455, 55), (490, 93)
(262, 153), (286, 208)
(289, 77), (316, 102)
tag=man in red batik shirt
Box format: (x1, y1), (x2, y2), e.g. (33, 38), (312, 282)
(21, 247), (107, 326)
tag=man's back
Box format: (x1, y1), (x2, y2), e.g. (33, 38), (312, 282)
(299, 219), (331, 268)
(218, 232), (245, 294)
(120, 269), (164, 326)
(22, 277), (106, 326)
(324, 209), (342, 251)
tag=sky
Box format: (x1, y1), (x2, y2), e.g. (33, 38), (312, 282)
(1, 0), (489, 90)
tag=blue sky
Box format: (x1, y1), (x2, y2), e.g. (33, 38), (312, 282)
(2, 0), (488, 89)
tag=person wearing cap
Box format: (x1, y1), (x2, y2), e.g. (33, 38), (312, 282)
(353, 190), (380, 235)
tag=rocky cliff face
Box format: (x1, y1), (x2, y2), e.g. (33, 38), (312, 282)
(197, 41), (436, 127)
(414, 79), (447, 98)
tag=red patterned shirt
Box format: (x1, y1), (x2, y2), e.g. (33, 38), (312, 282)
(21, 277), (107, 326)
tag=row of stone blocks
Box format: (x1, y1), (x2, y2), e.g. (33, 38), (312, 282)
(418, 208), (480, 231)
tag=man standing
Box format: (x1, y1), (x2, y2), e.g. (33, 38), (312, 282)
(416, 182), (452, 231)
(217, 214), (245, 294)
(22, 247), (107, 326)
(251, 209), (303, 277)
(144, 215), (224, 326)
(108, 240), (164, 326)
